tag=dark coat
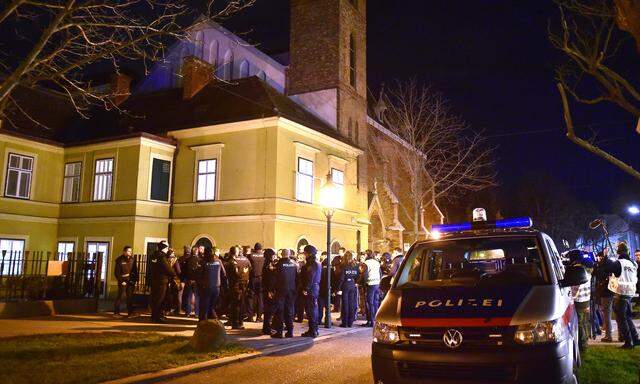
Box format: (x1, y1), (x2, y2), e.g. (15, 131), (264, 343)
(114, 255), (138, 284)
(149, 251), (175, 285)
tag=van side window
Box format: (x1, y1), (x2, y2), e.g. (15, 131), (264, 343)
(545, 239), (564, 281)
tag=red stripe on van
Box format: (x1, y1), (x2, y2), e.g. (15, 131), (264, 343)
(401, 317), (512, 327)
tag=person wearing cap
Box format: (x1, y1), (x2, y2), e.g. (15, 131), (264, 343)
(149, 242), (176, 323)
(301, 244), (322, 337)
(246, 242), (265, 323)
(272, 249), (297, 338)
(600, 242), (639, 348)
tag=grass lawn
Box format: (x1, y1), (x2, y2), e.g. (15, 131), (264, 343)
(1, 332), (252, 384)
(578, 345), (640, 384)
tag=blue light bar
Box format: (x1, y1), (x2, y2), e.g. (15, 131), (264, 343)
(431, 217), (533, 233)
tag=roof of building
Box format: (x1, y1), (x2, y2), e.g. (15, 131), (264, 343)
(3, 76), (359, 150)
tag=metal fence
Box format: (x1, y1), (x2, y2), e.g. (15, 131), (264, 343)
(0, 251), (102, 302)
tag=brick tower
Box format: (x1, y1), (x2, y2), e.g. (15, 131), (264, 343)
(288, 0), (368, 187)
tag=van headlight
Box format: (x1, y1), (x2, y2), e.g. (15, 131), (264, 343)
(514, 318), (568, 345)
(373, 322), (399, 344)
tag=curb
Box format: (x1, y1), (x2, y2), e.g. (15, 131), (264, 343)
(102, 327), (367, 384)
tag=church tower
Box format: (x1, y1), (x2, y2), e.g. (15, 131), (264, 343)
(287, 0), (367, 164)
(288, 0), (367, 190)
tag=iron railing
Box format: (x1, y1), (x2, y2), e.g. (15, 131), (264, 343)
(0, 251), (102, 302)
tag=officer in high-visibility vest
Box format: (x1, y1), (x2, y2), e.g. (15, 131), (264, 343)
(601, 242), (639, 349)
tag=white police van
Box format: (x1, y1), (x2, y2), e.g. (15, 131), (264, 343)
(372, 213), (588, 384)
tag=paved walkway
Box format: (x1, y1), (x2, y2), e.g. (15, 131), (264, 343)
(588, 318), (640, 346)
(0, 311), (370, 351)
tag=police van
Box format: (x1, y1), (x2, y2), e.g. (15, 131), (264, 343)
(371, 213), (588, 384)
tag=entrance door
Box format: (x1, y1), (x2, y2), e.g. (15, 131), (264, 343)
(86, 241), (110, 297)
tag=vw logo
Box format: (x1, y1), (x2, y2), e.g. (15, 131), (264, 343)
(443, 329), (463, 349)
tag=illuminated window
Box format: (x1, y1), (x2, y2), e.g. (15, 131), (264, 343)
(0, 238), (25, 275)
(93, 158), (113, 201)
(296, 157), (314, 203)
(331, 167), (344, 199)
(197, 159), (217, 201)
(62, 162), (81, 202)
(4, 153), (33, 199)
(57, 241), (75, 261)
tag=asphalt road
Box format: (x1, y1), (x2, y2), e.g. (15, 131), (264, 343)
(163, 328), (374, 384)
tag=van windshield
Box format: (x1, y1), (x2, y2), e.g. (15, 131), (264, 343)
(395, 236), (548, 287)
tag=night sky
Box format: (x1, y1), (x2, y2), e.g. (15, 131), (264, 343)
(223, 0), (640, 213)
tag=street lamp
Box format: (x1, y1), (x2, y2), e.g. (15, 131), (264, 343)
(319, 172), (343, 329)
(628, 205), (640, 216)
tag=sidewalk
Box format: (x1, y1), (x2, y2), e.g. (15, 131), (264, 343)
(0, 310), (371, 351)
(588, 318), (640, 346)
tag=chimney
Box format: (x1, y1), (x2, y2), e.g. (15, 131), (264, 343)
(110, 72), (132, 106)
(182, 55), (214, 99)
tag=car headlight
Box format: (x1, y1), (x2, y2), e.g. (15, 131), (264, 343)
(373, 322), (399, 344)
(514, 318), (568, 345)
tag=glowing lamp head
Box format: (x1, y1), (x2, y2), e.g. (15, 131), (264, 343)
(628, 205), (640, 215)
(430, 230), (442, 240)
(473, 208), (487, 222)
(319, 173), (343, 210)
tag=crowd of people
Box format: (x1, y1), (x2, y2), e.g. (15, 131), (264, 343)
(567, 242), (639, 350)
(113, 241), (404, 339)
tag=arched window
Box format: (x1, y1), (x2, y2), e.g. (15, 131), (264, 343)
(331, 241), (341, 255)
(297, 238), (309, 254)
(195, 237), (213, 249)
(194, 31), (204, 59)
(207, 40), (218, 67)
(222, 50), (234, 80)
(256, 70), (266, 81)
(239, 60), (250, 78)
(349, 33), (356, 87)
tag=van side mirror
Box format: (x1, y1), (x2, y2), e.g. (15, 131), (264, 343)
(559, 265), (588, 288)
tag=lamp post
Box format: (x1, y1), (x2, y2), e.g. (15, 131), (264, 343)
(319, 172), (343, 329)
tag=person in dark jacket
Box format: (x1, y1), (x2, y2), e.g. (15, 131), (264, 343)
(181, 246), (201, 317)
(261, 248), (278, 335)
(246, 242), (265, 322)
(272, 249), (297, 338)
(338, 251), (360, 327)
(294, 251), (306, 323)
(114, 246), (138, 316)
(594, 250), (615, 342)
(301, 245), (322, 338)
(164, 248), (182, 315)
(197, 247), (227, 321)
(389, 248), (404, 276)
(149, 242), (176, 323)
(226, 245), (252, 329)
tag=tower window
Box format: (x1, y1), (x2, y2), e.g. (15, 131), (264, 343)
(349, 33), (356, 88)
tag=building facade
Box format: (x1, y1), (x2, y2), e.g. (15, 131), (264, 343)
(0, 0), (440, 296)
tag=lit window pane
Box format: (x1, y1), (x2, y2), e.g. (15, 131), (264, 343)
(197, 159), (217, 201)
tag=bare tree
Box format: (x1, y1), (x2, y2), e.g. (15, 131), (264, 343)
(0, 0), (254, 128)
(369, 79), (496, 241)
(550, 0), (640, 180)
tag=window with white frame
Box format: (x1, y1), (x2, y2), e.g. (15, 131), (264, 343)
(5, 153), (33, 199)
(57, 241), (75, 261)
(93, 158), (113, 201)
(0, 238), (25, 275)
(331, 167), (344, 192)
(197, 159), (217, 201)
(296, 157), (314, 203)
(62, 162), (82, 202)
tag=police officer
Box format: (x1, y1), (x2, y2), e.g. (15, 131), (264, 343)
(363, 249), (381, 327)
(181, 246), (201, 317)
(114, 246), (138, 316)
(247, 242), (265, 322)
(261, 248), (278, 335)
(338, 251), (360, 328)
(301, 245), (321, 338)
(149, 242), (176, 323)
(272, 249), (297, 338)
(197, 247), (227, 321)
(226, 245), (251, 329)
(318, 256), (330, 325)
(601, 242), (639, 348)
